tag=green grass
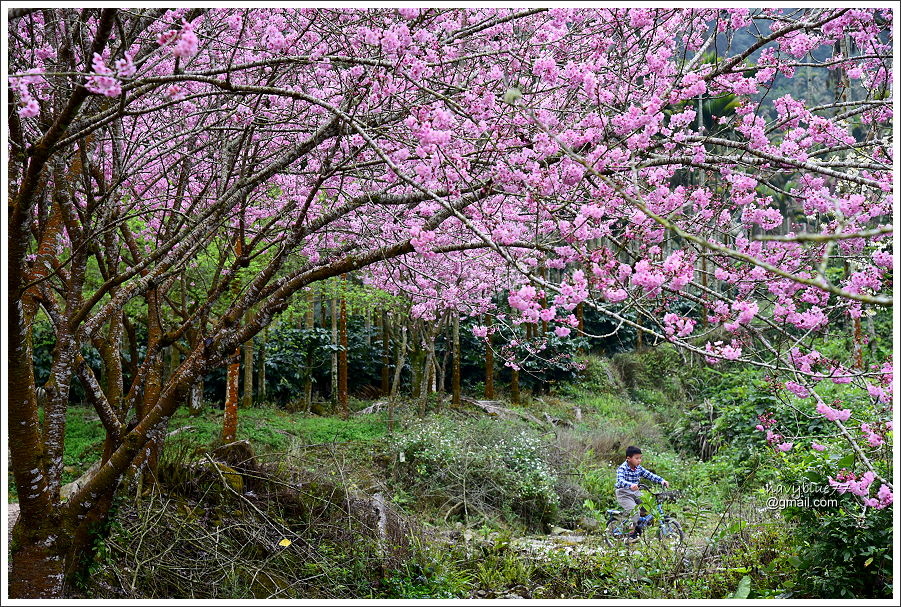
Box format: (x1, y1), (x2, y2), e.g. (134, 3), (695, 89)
(8, 403), (390, 502)
(167, 404), (389, 448)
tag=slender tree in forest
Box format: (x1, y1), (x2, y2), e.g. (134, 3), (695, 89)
(330, 296), (338, 406)
(484, 314), (495, 400)
(338, 275), (349, 419)
(257, 326), (267, 400)
(304, 289), (316, 409)
(452, 311), (461, 406)
(381, 310), (391, 396)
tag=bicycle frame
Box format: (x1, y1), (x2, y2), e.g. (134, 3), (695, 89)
(605, 484), (679, 540)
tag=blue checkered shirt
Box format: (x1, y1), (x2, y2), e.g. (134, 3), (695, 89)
(615, 460), (665, 489)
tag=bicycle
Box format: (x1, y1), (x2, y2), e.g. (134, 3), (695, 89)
(603, 483), (684, 546)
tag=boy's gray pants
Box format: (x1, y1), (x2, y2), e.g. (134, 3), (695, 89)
(615, 487), (643, 527)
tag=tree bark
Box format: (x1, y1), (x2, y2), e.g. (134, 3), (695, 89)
(331, 296), (338, 404)
(338, 275), (349, 419)
(419, 332), (436, 417)
(484, 314), (495, 400)
(511, 366), (521, 405)
(141, 287), (165, 480)
(242, 335), (254, 409)
(304, 289), (315, 410)
(257, 325), (267, 399)
(389, 322), (408, 431)
(222, 349), (240, 442)
(381, 310), (391, 396)
(452, 311), (461, 406)
(9, 10), (120, 596)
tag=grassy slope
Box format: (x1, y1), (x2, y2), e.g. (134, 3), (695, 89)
(9, 348), (799, 599)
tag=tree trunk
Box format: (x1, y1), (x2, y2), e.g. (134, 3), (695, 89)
(511, 366), (521, 405)
(437, 347), (449, 395)
(9, 201), (62, 595)
(302, 290), (315, 410)
(338, 275), (349, 419)
(381, 310), (391, 396)
(389, 322), (408, 431)
(257, 326), (267, 399)
(331, 296), (338, 404)
(484, 314), (495, 400)
(10, 525), (67, 598)
(576, 302), (585, 355)
(141, 287), (165, 480)
(419, 332), (436, 417)
(189, 381), (204, 416)
(222, 349), (240, 442)
(452, 311), (461, 406)
(187, 326), (205, 415)
(364, 307), (372, 347)
(100, 313), (125, 416)
(242, 335), (253, 409)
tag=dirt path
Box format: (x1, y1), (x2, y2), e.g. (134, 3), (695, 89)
(8, 502), (19, 536)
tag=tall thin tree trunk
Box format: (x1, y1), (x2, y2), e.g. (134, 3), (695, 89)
(338, 275), (349, 419)
(331, 296), (338, 405)
(189, 382), (204, 416)
(452, 311), (461, 406)
(437, 348), (449, 394)
(257, 326), (267, 400)
(511, 366), (520, 405)
(419, 333), (436, 417)
(222, 348), (240, 442)
(242, 336), (253, 409)
(141, 287), (165, 480)
(389, 323), (408, 431)
(187, 327), (204, 415)
(381, 311), (391, 396)
(485, 314), (495, 399)
(304, 289), (315, 410)
(576, 302), (585, 355)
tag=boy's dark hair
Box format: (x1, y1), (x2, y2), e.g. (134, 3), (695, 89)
(626, 446), (642, 458)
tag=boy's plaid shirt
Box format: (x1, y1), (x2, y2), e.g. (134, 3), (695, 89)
(615, 460), (665, 489)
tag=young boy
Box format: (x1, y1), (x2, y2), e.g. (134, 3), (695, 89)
(614, 446), (669, 541)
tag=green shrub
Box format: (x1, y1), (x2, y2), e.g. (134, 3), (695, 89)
(786, 507), (892, 598)
(380, 538), (471, 598)
(387, 419), (559, 529)
(560, 356), (623, 398)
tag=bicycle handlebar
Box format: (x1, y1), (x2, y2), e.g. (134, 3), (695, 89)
(637, 483), (682, 502)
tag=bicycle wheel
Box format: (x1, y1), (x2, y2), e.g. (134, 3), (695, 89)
(657, 518), (684, 546)
(605, 518), (631, 547)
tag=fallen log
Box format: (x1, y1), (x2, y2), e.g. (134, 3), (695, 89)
(355, 401), (387, 415)
(461, 397), (546, 426)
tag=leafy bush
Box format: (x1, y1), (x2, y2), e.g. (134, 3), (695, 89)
(769, 448), (893, 598)
(785, 507), (892, 598)
(386, 418), (559, 529)
(559, 356), (623, 399)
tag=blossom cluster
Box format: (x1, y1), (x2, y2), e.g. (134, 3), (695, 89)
(829, 471), (893, 510)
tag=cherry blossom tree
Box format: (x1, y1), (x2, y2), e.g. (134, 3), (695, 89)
(7, 7), (892, 597)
